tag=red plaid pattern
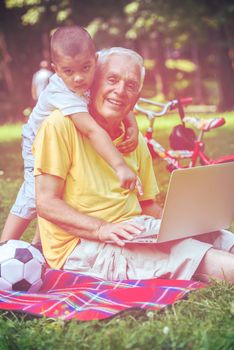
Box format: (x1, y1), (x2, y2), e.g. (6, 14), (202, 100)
(0, 269), (204, 321)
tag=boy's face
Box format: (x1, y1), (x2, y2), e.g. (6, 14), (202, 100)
(52, 50), (97, 95)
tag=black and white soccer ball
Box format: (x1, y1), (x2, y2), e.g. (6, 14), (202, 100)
(0, 240), (46, 292)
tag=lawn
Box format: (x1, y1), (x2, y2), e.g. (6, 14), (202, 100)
(0, 113), (234, 350)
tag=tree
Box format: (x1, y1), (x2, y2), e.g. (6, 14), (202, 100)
(140, 0), (234, 109)
(1, 0), (234, 120)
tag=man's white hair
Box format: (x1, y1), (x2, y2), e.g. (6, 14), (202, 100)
(97, 47), (145, 91)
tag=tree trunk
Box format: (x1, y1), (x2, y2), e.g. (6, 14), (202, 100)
(191, 42), (203, 104)
(216, 25), (234, 111)
(0, 32), (14, 93)
(156, 31), (169, 99)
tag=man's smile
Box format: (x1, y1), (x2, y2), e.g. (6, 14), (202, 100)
(106, 98), (125, 108)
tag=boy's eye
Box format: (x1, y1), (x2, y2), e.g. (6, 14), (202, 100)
(64, 69), (73, 76)
(83, 65), (91, 72)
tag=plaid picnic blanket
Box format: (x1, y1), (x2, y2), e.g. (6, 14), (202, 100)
(0, 269), (204, 321)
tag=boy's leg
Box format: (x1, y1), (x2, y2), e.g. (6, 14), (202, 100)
(1, 213), (31, 242)
(1, 124), (37, 243)
(195, 248), (234, 283)
(1, 214), (42, 250)
(2, 177), (36, 242)
(31, 223), (41, 245)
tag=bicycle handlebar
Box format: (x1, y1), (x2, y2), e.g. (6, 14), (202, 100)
(135, 97), (192, 120)
(170, 97), (193, 110)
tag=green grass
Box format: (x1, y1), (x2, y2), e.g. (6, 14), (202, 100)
(0, 114), (234, 350)
(0, 123), (23, 142)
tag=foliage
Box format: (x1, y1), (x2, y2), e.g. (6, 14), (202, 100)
(121, 0), (234, 106)
(0, 0), (234, 116)
(5, 0), (69, 25)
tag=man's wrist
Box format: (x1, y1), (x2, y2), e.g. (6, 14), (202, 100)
(92, 220), (106, 241)
(115, 161), (128, 171)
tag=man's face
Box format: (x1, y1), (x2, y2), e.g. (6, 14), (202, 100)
(52, 50), (97, 96)
(91, 54), (141, 122)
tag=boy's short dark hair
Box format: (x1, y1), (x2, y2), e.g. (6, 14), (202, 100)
(51, 26), (96, 63)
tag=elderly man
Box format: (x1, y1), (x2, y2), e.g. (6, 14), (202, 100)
(34, 47), (234, 282)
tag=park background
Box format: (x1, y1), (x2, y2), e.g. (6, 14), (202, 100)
(0, 0), (234, 122)
(0, 1), (234, 349)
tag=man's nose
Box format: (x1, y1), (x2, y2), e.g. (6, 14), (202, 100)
(115, 81), (125, 96)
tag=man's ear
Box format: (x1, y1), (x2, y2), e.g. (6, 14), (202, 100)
(133, 92), (141, 107)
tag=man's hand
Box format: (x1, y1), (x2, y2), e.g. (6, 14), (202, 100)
(96, 221), (144, 247)
(117, 127), (138, 154)
(140, 199), (163, 219)
(116, 164), (143, 195)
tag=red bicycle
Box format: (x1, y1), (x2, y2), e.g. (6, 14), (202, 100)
(135, 97), (234, 172)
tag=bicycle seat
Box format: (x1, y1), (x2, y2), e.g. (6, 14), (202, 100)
(183, 116), (225, 131)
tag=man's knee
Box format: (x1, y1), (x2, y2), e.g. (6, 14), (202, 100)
(195, 248), (234, 283)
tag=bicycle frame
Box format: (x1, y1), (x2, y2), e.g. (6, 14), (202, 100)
(136, 98), (234, 171)
(145, 129), (193, 170)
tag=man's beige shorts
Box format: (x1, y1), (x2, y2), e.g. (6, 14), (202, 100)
(63, 216), (234, 280)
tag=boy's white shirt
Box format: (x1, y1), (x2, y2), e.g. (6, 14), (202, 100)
(32, 68), (53, 99)
(27, 73), (89, 137)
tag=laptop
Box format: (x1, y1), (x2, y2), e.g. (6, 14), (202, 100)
(124, 162), (234, 244)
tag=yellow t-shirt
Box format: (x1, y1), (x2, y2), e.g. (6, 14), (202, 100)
(33, 110), (159, 269)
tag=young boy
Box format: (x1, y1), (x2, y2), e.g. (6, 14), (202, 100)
(1, 26), (142, 245)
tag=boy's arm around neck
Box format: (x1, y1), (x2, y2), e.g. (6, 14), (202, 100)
(117, 111), (139, 153)
(70, 112), (137, 191)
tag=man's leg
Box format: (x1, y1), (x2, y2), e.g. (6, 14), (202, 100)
(195, 248), (234, 283)
(1, 213), (31, 242)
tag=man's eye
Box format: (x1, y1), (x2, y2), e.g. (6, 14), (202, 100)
(127, 83), (137, 91)
(108, 77), (117, 84)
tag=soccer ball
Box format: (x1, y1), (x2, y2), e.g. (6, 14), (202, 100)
(0, 240), (46, 292)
